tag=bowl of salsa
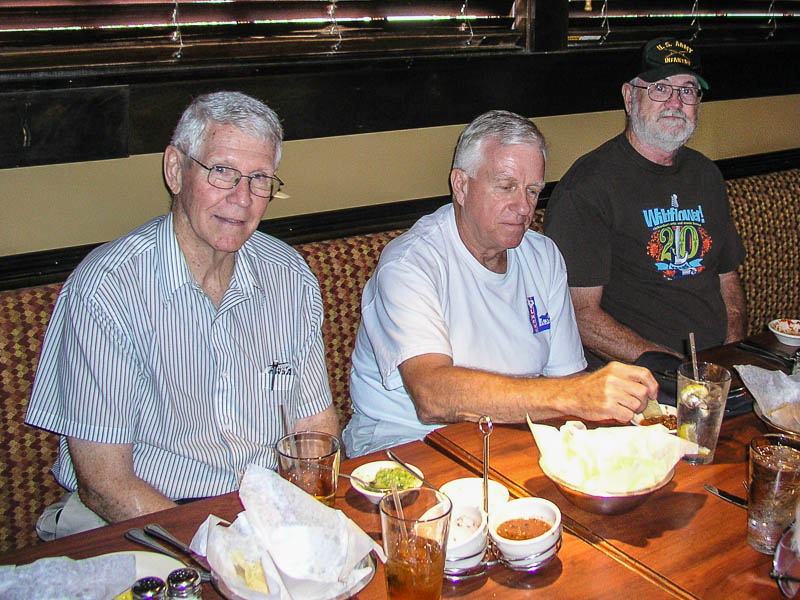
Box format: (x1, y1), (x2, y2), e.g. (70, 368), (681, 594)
(488, 498), (561, 572)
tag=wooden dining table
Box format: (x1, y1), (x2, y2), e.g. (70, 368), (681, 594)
(1, 332), (794, 599)
(427, 332), (795, 600)
(2, 438), (677, 599)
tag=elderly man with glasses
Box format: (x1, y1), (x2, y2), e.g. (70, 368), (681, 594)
(544, 37), (746, 371)
(26, 91), (339, 538)
(343, 109), (659, 458)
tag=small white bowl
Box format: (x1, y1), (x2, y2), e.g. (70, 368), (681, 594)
(488, 497), (562, 571)
(439, 477), (509, 513)
(631, 404), (677, 433)
(769, 319), (800, 346)
(348, 460), (424, 504)
(445, 503), (488, 571)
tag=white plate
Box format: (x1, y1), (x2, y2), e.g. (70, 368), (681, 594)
(631, 405), (677, 433)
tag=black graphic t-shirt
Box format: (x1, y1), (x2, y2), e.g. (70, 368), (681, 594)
(544, 134), (745, 354)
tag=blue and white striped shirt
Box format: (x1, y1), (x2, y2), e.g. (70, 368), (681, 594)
(26, 213), (332, 498)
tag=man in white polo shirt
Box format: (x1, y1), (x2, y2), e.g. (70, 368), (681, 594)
(344, 109), (658, 457)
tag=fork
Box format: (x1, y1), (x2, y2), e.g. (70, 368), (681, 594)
(125, 527), (212, 583)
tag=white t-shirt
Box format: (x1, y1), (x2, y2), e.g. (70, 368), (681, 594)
(346, 204), (586, 455)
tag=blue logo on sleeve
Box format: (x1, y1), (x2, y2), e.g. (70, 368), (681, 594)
(527, 296), (550, 334)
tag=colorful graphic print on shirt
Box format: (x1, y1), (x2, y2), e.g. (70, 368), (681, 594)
(643, 194), (712, 281)
(527, 296), (551, 334)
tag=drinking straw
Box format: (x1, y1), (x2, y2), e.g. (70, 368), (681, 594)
(391, 482), (408, 544)
(280, 404), (298, 456)
(689, 332), (699, 380)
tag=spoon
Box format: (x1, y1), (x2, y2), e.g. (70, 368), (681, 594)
(386, 450), (439, 490)
(339, 471), (381, 491)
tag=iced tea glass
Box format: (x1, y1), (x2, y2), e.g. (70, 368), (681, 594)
(379, 487), (452, 600)
(676, 361), (731, 465)
(748, 434), (800, 554)
(276, 431), (340, 507)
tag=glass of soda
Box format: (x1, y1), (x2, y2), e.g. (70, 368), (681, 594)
(276, 431), (340, 507)
(676, 361), (731, 465)
(380, 487), (452, 600)
(748, 434), (800, 554)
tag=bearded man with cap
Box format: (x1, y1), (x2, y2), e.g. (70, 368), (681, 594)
(543, 36), (746, 367)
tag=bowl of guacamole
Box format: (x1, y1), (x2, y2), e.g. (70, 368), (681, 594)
(348, 460), (424, 504)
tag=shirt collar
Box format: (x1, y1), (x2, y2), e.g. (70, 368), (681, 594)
(156, 212), (195, 300)
(155, 213), (261, 303)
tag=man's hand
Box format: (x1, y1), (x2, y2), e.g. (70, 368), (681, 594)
(557, 361), (659, 423)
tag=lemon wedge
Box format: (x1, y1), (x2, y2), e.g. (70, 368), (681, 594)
(678, 423), (697, 443)
(679, 383), (709, 404)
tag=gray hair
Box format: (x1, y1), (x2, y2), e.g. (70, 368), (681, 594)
(452, 110), (546, 177)
(170, 91), (284, 167)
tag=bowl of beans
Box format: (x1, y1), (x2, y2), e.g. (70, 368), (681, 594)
(488, 498), (562, 572)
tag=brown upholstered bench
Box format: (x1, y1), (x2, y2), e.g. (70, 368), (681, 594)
(0, 229), (406, 553)
(1, 167), (798, 554)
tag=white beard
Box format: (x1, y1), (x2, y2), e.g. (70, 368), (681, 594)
(630, 94), (697, 153)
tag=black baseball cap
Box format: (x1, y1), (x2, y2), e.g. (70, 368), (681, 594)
(636, 36), (708, 90)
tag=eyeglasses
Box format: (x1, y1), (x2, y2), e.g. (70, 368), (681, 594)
(186, 154), (284, 199)
(772, 523), (800, 597)
(630, 82), (703, 105)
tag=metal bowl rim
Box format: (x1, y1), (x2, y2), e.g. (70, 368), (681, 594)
(539, 461), (675, 499)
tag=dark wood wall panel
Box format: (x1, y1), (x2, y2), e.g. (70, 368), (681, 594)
(0, 42), (797, 165)
(126, 42), (800, 154)
(0, 86), (128, 168)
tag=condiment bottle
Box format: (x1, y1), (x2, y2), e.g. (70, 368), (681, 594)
(132, 576), (166, 600)
(166, 567), (202, 599)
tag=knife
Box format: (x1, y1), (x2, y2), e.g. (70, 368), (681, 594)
(703, 483), (748, 509)
(736, 341), (795, 370)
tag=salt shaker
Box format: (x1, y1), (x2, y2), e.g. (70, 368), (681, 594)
(132, 576), (166, 600)
(792, 349), (800, 375)
(166, 567), (202, 599)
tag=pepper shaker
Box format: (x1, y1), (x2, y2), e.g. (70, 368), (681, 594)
(166, 567), (202, 599)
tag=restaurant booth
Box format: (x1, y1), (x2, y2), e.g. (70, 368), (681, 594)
(1, 1), (800, 598)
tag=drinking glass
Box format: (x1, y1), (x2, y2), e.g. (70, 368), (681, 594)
(379, 487), (452, 600)
(748, 434), (800, 554)
(676, 361), (731, 464)
(275, 431), (340, 507)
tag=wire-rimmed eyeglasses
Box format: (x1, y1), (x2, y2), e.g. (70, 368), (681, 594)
(186, 154), (284, 199)
(630, 82), (703, 105)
